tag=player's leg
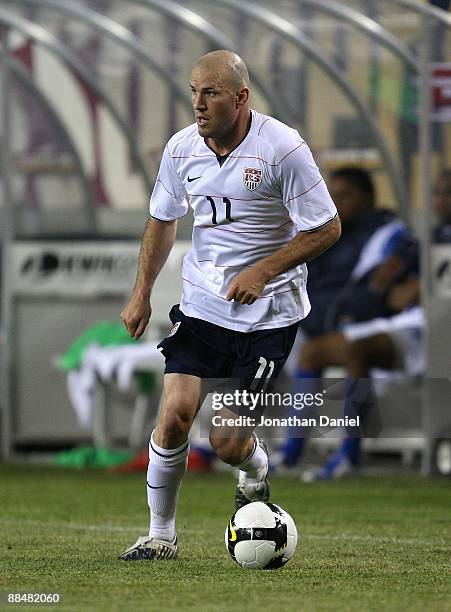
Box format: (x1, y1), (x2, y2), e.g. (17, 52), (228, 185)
(120, 373), (201, 561)
(148, 373), (201, 536)
(277, 331), (349, 468)
(214, 323), (298, 508)
(210, 427), (270, 509)
(312, 332), (397, 480)
(300, 331), (349, 370)
(345, 333), (397, 376)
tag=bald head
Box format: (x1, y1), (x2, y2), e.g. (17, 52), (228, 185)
(193, 50), (249, 93)
(190, 50), (251, 150)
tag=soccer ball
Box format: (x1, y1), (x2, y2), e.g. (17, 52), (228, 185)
(225, 502), (298, 569)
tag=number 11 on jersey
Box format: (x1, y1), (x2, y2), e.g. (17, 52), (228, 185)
(206, 196), (233, 224)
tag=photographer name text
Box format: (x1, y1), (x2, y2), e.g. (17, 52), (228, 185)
(211, 415), (360, 428)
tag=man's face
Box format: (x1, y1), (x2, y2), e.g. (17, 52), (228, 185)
(330, 177), (371, 225)
(190, 66), (240, 140)
(433, 176), (451, 223)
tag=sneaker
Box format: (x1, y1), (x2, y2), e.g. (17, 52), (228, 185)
(235, 439), (270, 510)
(302, 453), (358, 482)
(119, 535), (178, 561)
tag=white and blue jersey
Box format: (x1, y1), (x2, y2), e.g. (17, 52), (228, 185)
(149, 109), (337, 332)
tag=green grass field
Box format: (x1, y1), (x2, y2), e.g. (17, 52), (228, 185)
(0, 464), (450, 612)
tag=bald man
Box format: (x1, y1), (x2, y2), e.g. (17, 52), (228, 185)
(120, 50), (340, 561)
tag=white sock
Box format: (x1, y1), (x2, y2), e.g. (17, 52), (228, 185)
(237, 435), (268, 482)
(147, 430), (189, 542)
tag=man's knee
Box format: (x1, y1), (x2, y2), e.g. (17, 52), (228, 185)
(160, 408), (193, 437)
(155, 393), (198, 447)
(345, 338), (371, 368)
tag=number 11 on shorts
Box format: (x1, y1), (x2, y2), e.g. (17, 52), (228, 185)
(250, 357), (275, 392)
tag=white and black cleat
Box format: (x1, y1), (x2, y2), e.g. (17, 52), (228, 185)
(119, 535), (178, 561)
(235, 439), (271, 510)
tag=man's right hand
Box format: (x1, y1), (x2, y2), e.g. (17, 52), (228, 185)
(121, 295), (152, 340)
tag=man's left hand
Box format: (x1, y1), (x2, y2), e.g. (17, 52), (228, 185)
(226, 267), (268, 304)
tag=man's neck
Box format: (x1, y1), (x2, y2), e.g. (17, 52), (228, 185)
(206, 109), (251, 156)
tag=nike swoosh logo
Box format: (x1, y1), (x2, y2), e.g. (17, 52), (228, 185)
(147, 481), (166, 489)
(187, 176), (202, 182)
(229, 519), (237, 542)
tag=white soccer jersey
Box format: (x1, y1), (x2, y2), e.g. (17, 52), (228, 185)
(150, 110), (337, 332)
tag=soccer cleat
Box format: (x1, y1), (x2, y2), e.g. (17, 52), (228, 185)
(235, 439), (270, 510)
(119, 535), (178, 561)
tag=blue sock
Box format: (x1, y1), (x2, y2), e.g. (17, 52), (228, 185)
(279, 368), (322, 466)
(343, 376), (379, 437)
(341, 437), (361, 465)
(280, 438), (305, 467)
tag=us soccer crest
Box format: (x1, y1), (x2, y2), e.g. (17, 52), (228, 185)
(243, 167), (262, 191)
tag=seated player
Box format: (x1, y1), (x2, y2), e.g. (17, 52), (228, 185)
(302, 168), (451, 479)
(287, 168), (451, 477)
(300, 275), (423, 479)
(119, 50), (340, 561)
(276, 167), (418, 469)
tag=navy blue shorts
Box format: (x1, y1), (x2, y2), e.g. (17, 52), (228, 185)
(157, 305), (297, 392)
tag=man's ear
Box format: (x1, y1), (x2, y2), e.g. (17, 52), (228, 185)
(236, 87), (249, 107)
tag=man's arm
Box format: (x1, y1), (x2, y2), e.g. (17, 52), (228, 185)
(121, 217), (177, 339)
(386, 277), (420, 312)
(226, 215), (341, 305)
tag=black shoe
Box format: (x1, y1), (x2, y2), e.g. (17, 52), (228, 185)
(235, 439), (270, 510)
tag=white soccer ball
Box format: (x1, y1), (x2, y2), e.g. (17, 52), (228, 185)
(225, 501), (298, 569)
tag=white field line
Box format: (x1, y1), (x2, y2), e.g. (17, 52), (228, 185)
(0, 519), (448, 547)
